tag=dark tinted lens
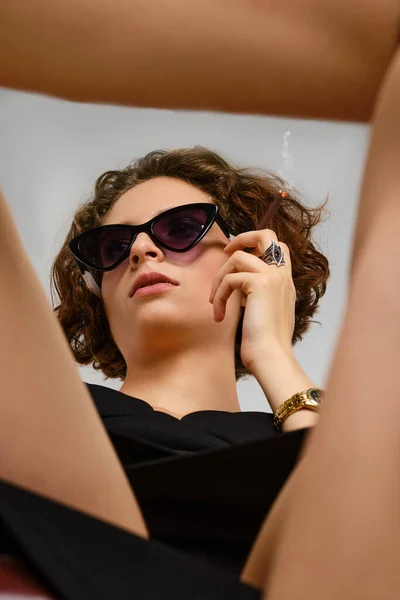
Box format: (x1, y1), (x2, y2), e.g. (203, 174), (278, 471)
(79, 228), (132, 269)
(153, 206), (208, 250)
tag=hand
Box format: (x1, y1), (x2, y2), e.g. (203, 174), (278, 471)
(209, 228), (297, 371)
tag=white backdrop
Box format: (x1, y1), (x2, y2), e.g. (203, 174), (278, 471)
(0, 88), (370, 412)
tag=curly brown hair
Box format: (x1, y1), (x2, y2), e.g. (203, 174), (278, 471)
(50, 146), (330, 382)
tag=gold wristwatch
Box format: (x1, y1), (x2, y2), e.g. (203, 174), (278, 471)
(273, 387), (323, 432)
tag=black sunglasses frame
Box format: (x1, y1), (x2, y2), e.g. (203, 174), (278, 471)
(69, 202), (233, 276)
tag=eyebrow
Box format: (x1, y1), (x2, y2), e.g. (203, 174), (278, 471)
(118, 206), (175, 226)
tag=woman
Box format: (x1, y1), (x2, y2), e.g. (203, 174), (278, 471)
(0, 147), (328, 598)
(1, 0), (400, 598)
(53, 148), (328, 428)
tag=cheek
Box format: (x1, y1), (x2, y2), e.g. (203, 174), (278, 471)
(165, 246), (201, 264)
(100, 268), (125, 311)
(167, 247), (221, 284)
(101, 270), (118, 295)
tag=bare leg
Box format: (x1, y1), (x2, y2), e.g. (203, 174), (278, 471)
(0, 191), (149, 541)
(242, 46), (400, 599)
(0, 0), (399, 122)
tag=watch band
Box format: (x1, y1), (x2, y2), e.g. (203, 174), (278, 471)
(273, 387), (323, 432)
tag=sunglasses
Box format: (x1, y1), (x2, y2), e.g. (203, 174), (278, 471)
(68, 195), (283, 298)
(69, 203), (231, 296)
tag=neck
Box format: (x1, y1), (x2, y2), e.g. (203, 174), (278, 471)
(119, 345), (241, 420)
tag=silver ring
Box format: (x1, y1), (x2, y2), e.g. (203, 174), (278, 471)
(258, 240), (286, 267)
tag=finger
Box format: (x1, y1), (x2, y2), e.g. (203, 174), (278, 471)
(225, 229), (279, 254)
(254, 236), (293, 278)
(212, 272), (246, 322)
(268, 241), (293, 277)
(209, 250), (262, 303)
(226, 229), (292, 275)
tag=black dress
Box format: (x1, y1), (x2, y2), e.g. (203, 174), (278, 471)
(0, 382), (312, 599)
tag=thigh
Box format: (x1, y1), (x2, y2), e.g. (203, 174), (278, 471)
(0, 189), (149, 541)
(242, 45), (400, 594)
(239, 450), (307, 590)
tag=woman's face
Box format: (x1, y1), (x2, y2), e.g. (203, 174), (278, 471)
(100, 176), (244, 360)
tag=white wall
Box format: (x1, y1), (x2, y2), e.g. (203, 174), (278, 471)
(0, 88), (370, 412)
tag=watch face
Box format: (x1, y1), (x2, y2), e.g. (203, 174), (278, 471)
(310, 389), (321, 404)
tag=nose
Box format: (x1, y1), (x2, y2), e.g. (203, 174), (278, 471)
(128, 231), (162, 265)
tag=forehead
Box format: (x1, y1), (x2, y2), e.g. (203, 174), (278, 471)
(103, 177), (215, 226)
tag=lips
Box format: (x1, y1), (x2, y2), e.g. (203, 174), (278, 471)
(130, 271), (179, 297)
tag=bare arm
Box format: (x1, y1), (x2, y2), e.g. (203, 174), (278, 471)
(263, 46), (400, 600)
(0, 0), (399, 122)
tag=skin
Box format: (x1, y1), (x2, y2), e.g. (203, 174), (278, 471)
(101, 177), (245, 419)
(0, 0), (399, 121)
